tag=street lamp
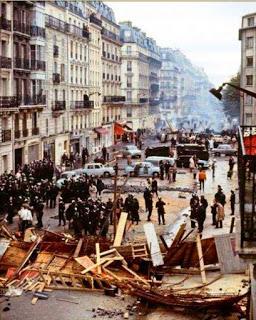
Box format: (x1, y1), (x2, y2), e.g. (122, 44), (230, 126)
(209, 82), (256, 126)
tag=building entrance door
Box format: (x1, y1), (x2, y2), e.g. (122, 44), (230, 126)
(15, 148), (23, 172)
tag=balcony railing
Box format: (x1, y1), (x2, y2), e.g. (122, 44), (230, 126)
(139, 98), (148, 103)
(14, 58), (30, 70)
(70, 100), (94, 109)
(103, 96), (126, 103)
(2, 129), (11, 142)
(0, 96), (19, 109)
(0, 17), (11, 31)
(82, 28), (90, 39)
(22, 128), (28, 138)
(101, 27), (120, 42)
(52, 101), (66, 112)
(16, 94), (46, 106)
(13, 21), (31, 35)
(0, 56), (12, 69)
(31, 60), (46, 71)
(45, 14), (68, 33)
(89, 14), (102, 27)
(53, 45), (59, 57)
(15, 130), (21, 139)
(32, 127), (39, 135)
(53, 73), (61, 84)
(30, 25), (46, 38)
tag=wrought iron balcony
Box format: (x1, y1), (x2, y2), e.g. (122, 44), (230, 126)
(0, 56), (12, 69)
(0, 96), (19, 109)
(14, 58), (30, 70)
(89, 14), (102, 27)
(13, 21), (31, 36)
(1, 129), (11, 142)
(238, 125), (256, 257)
(103, 96), (126, 103)
(15, 130), (21, 139)
(53, 73), (61, 84)
(53, 45), (59, 57)
(70, 100), (94, 110)
(31, 60), (46, 71)
(52, 101), (66, 112)
(101, 27), (120, 43)
(0, 17), (11, 31)
(30, 25), (46, 38)
(45, 14), (68, 33)
(139, 98), (148, 103)
(16, 94), (46, 106)
(22, 128), (28, 138)
(32, 127), (39, 135)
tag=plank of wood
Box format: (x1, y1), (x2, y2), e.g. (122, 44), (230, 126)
(113, 212), (128, 247)
(81, 258), (109, 274)
(56, 298), (79, 304)
(73, 238), (83, 258)
(143, 223), (164, 267)
(31, 283), (45, 305)
(96, 243), (101, 274)
(99, 248), (116, 257)
(196, 234), (207, 284)
(75, 256), (96, 273)
(121, 264), (149, 287)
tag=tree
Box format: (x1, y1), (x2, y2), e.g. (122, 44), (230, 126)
(222, 73), (240, 121)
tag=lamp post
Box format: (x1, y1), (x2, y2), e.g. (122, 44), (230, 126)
(209, 82), (256, 126)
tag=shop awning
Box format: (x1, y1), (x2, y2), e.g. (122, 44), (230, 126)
(94, 128), (109, 135)
(114, 122), (134, 135)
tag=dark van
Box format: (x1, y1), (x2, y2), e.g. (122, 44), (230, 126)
(176, 144), (209, 168)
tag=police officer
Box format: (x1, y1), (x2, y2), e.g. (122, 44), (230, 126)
(156, 197), (166, 225)
(58, 197), (66, 226)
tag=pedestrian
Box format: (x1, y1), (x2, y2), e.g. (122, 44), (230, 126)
(151, 178), (158, 197)
(189, 156), (195, 173)
(198, 168), (207, 191)
(168, 165), (174, 183)
(131, 196), (140, 225)
(96, 178), (105, 196)
(102, 145), (107, 163)
(165, 161), (170, 180)
(211, 200), (218, 226)
(159, 161), (165, 180)
(18, 203), (33, 233)
(216, 201), (225, 228)
(172, 162), (177, 182)
(34, 198), (44, 228)
(190, 194), (199, 228)
(230, 190), (235, 215)
(58, 197), (66, 226)
(215, 185), (226, 207)
(229, 156), (235, 172)
(156, 197), (166, 225)
(212, 159), (216, 178)
(197, 203), (206, 234)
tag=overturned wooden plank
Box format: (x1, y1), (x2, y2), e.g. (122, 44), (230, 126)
(31, 282), (45, 305)
(162, 208), (189, 248)
(113, 212), (128, 247)
(196, 234), (207, 284)
(121, 265), (149, 287)
(75, 256), (96, 273)
(96, 243), (101, 274)
(73, 238), (83, 258)
(143, 223), (164, 267)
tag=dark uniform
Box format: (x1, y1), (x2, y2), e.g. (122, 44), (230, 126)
(156, 198), (166, 225)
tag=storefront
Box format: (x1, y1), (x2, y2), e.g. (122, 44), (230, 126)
(114, 122), (134, 143)
(28, 143), (40, 163)
(43, 138), (55, 162)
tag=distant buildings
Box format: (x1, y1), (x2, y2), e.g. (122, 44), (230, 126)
(239, 12), (256, 126)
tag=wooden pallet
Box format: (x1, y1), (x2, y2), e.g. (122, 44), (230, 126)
(131, 243), (148, 259)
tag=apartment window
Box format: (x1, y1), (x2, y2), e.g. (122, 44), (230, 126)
(70, 41), (73, 58)
(80, 67), (82, 84)
(246, 75), (253, 85)
(126, 46), (131, 54)
(246, 36), (254, 49)
(246, 56), (253, 67)
(80, 44), (82, 60)
(84, 68), (87, 85)
(22, 113), (27, 130)
(62, 116), (65, 133)
(61, 64), (65, 81)
(245, 113), (252, 125)
(46, 119), (48, 136)
(32, 112), (37, 128)
(127, 76), (132, 87)
(127, 61), (132, 71)
(127, 91), (132, 101)
(62, 89), (65, 100)
(54, 62), (58, 73)
(248, 17), (254, 27)
(127, 106), (132, 117)
(245, 94), (253, 105)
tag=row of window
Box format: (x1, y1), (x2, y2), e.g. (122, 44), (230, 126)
(103, 73), (121, 81)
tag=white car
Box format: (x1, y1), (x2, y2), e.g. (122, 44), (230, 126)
(122, 145), (142, 158)
(82, 163), (115, 177)
(145, 156), (175, 167)
(56, 170), (80, 189)
(125, 162), (160, 177)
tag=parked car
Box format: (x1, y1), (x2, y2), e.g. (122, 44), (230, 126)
(212, 144), (237, 156)
(82, 163), (115, 177)
(122, 145), (142, 158)
(145, 156), (175, 167)
(176, 155), (210, 169)
(145, 145), (172, 157)
(125, 162), (160, 177)
(56, 170), (80, 189)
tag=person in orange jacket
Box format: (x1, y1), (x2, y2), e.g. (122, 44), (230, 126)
(198, 169), (207, 192)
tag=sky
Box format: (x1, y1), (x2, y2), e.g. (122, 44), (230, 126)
(107, 2), (256, 86)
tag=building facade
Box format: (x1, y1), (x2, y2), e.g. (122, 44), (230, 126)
(120, 21), (161, 131)
(239, 12), (256, 126)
